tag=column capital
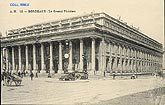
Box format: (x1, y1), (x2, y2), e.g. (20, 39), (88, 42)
(79, 38), (84, 41)
(69, 40), (72, 46)
(48, 41), (53, 44)
(90, 36), (96, 40)
(40, 42), (45, 45)
(58, 41), (62, 44)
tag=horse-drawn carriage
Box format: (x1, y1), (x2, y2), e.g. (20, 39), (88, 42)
(3, 73), (22, 86)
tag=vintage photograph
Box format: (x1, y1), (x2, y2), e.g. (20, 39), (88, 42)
(0, 0), (165, 105)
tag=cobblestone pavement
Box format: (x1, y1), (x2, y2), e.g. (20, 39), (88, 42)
(1, 77), (165, 105)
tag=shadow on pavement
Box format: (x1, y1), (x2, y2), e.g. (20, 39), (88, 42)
(5, 84), (24, 87)
(76, 87), (165, 105)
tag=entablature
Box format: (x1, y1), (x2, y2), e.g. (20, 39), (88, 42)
(1, 12), (162, 56)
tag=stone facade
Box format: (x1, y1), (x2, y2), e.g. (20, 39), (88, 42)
(0, 12), (163, 76)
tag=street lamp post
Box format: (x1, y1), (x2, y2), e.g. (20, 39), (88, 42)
(163, 49), (165, 73)
(82, 53), (87, 72)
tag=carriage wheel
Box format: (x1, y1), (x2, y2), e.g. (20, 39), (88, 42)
(76, 74), (81, 79)
(15, 81), (22, 86)
(5, 78), (12, 86)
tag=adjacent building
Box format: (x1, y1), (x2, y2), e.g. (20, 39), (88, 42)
(0, 12), (163, 76)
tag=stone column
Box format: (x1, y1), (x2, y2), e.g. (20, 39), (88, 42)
(110, 57), (113, 72)
(139, 61), (142, 72)
(58, 41), (63, 73)
(99, 39), (106, 75)
(5, 48), (9, 71)
(12, 47), (15, 72)
(123, 57), (125, 72)
(109, 43), (112, 73)
(119, 58), (123, 72)
(126, 59), (130, 72)
(1, 48), (3, 71)
(18, 46), (22, 71)
(115, 57), (118, 72)
(133, 60), (136, 72)
(41, 43), (45, 72)
(135, 50), (137, 72)
(33, 44), (37, 71)
(49, 42), (54, 74)
(102, 39), (106, 72)
(79, 39), (83, 71)
(68, 41), (73, 72)
(115, 45), (119, 72)
(25, 45), (29, 71)
(147, 62), (149, 72)
(142, 61), (144, 72)
(91, 38), (95, 73)
(137, 60), (139, 72)
(127, 48), (131, 72)
(143, 60), (145, 72)
(123, 59), (126, 72)
(151, 62), (153, 72)
(130, 59), (133, 72)
(146, 61), (149, 72)
(99, 41), (103, 73)
(148, 62), (150, 72)
(144, 61), (147, 72)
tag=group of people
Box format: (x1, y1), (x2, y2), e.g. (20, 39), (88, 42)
(16, 70), (35, 80)
(1, 69), (36, 86)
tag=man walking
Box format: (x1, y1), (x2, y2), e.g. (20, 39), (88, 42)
(1, 70), (5, 86)
(30, 71), (34, 80)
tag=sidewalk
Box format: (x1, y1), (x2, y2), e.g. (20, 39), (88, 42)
(1, 77), (165, 104)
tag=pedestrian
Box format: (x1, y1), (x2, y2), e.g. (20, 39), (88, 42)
(21, 72), (24, 78)
(1, 71), (6, 86)
(25, 71), (28, 76)
(35, 72), (38, 78)
(104, 71), (106, 77)
(23, 70), (26, 77)
(18, 71), (21, 77)
(131, 74), (135, 79)
(30, 71), (34, 80)
(48, 70), (51, 78)
(112, 73), (116, 80)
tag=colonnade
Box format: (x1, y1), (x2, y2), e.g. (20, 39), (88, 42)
(104, 40), (162, 74)
(1, 37), (162, 75)
(1, 38), (96, 74)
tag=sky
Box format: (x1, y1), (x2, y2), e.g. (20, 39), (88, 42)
(0, 0), (164, 44)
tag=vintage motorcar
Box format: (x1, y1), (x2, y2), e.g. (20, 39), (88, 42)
(59, 72), (76, 81)
(75, 71), (88, 80)
(59, 71), (88, 81)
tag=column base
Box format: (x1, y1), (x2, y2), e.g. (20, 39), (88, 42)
(32, 70), (38, 78)
(78, 69), (83, 72)
(12, 70), (17, 74)
(95, 71), (105, 76)
(68, 70), (74, 73)
(40, 70), (46, 74)
(88, 70), (95, 76)
(58, 69), (64, 74)
(50, 70), (55, 74)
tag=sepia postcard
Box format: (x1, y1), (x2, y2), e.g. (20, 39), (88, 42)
(0, 0), (165, 105)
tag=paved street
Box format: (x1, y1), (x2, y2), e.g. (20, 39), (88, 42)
(1, 76), (165, 105)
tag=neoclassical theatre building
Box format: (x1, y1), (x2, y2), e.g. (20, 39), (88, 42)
(0, 12), (163, 76)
